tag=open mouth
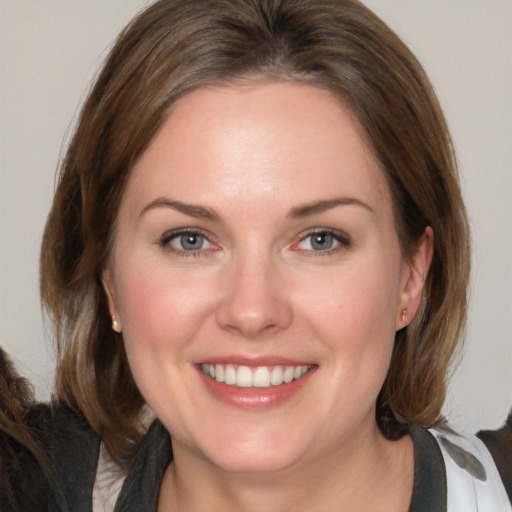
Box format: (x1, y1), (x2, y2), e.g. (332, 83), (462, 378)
(200, 363), (313, 388)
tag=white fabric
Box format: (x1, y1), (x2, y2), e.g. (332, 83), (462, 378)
(92, 442), (125, 512)
(93, 407), (155, 512)
(431, 430), (511, 512)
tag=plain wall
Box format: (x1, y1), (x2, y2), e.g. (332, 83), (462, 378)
(1, 0), (511, 433)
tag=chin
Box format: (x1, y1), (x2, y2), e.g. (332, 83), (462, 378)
(211, 447), (304, 475)
(196, 426), (309, 474)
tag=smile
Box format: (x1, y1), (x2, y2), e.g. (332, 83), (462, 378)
(200, 363), (312, 388)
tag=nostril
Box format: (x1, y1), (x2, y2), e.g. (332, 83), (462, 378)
(214, 266), (293, 337)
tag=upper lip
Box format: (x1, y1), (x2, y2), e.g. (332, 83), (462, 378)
(198, 355), (314, 367)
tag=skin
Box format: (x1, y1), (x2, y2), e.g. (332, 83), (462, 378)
(104, 82), (433, 511)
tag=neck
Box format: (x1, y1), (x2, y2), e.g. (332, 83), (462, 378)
(158, 421), (414, 512)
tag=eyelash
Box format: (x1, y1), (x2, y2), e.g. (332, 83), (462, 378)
(159, 229), (216, 258)
(158, 228), (351, 258)
(293, 229), (351, 256)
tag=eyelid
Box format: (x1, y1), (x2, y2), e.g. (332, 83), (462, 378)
(158, 227), (220, 256)
(299, 228), (350, 242)
(159, 227), (210, 244)
(157, 227), (351, 257)
(292, 228), (352, 253)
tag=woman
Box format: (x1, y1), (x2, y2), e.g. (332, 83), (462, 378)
(1, 0), (510, 510)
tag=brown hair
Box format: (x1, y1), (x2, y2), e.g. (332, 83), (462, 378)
(0, 348), (52, 507)
(40, 0), (470, 466)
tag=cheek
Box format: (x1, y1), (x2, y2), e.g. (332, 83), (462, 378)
(118, 269), (173, 345)
(112, 261), (215, 415)
(113, 259), (215, 355)
(303, 258), (399, 339)
(298, 256), (400, 386)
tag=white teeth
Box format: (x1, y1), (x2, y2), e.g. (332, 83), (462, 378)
(201, 363), (311, 388)
(237, 366), (253, 387)
(225, 364), (236, 385)
(283, 366), (294, 383)
(253, 367), (271, 388)
(215, 364), (225, 383)
(270, 366), (284, 386)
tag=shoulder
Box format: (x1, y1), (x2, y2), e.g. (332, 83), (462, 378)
(429, 426), (512, 511)
(477, 412), (512, 504)
(114, 419), (172, 511)
(22, 402), (100, 468)
(1, 402), (101, 512)
(44, 403), (102, 511)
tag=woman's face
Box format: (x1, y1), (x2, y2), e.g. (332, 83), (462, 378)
(104, 82), (429, 474)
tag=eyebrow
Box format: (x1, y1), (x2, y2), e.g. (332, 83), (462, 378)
(140, 196), (373, 221)
(287, 197), (374, 219)
(140, 198), (220, 221)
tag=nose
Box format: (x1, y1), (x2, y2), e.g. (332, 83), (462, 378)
(215, 253), (293, 339)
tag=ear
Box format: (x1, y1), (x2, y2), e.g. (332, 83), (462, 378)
(102, 266), (122, 333)
(396, 227), (434, 329)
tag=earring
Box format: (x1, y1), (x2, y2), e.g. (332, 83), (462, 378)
(401, 308), (407, 325)
(112, 315), (121, 333)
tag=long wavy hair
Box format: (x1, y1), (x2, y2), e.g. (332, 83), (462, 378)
(40, 0), (470, 468)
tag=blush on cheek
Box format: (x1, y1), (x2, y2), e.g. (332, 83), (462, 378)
(118, 266), (215, 353)
(118, 273), (170, 346)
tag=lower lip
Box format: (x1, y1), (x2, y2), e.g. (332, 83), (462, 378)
(197, 366), (316, 409)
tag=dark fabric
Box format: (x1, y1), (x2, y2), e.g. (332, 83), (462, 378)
(47, 404), (101, 512)
(408, 426), (447, 512)
(0, 403), (100, 512)
(5, 404), (512, 511)
(477, 411), (512, 504)
(114, 420), (172, 512)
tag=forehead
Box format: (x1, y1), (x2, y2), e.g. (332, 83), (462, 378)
(124, 82), (390, 216)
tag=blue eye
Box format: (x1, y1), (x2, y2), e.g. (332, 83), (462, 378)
(309, 232), (335, 250)
(296, 230), (350, 253)
(174, 233), (208, 251)
(161, 230), (214, 253)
